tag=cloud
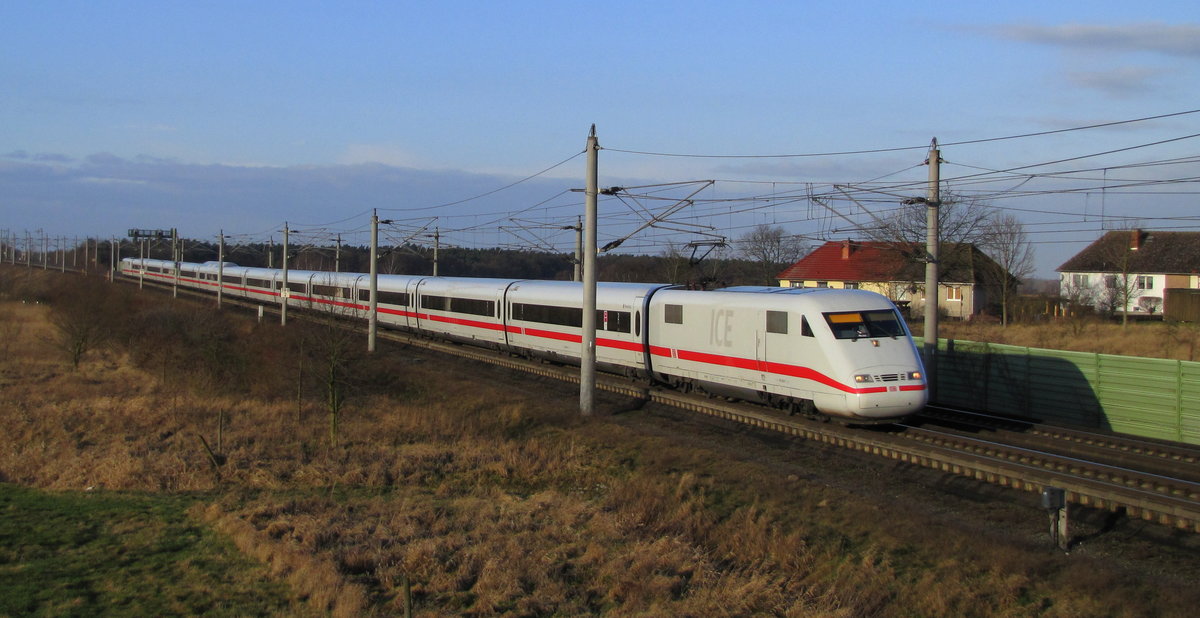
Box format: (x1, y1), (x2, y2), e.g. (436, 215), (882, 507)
(3, 150), (75, 163)
(338, 144), (425, 168)
(991, 22), (1200, 57)
(0, 154), (583, 241)
(1065, 66), (1164, 96)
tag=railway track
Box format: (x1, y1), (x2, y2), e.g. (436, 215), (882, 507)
(130, 276), (1200, 533)
(913, 406), (1200, 483)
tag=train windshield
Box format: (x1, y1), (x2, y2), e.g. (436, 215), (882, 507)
(822, 310), (905, 340)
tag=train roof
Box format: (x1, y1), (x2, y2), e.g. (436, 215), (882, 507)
(655, 286), (898, 312)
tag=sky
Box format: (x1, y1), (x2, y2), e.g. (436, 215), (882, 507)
(2, 1), (1199, 278)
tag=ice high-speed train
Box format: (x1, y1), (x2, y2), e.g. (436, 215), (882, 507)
(121, 258), (927, 420)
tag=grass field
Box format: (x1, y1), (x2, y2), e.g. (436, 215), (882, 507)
(0, 484), (293, 617)
(2, 267), (1199, 616)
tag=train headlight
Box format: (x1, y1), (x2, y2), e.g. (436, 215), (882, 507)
(906, 371), (922, 381)
(853, 374), (874, 383)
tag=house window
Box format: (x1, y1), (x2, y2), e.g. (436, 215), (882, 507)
(946, 287), (962, 301)
(1071, 274), (1089, 288)
(816, 281), (828, 288)
(1104, 275), (1117, 289)
(1137, 276), (1154, 290)
(844, 282), (859, 290)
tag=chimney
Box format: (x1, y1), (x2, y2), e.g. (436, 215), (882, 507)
(841, 239), (852, 259)
(1130, 228), (1142, 251)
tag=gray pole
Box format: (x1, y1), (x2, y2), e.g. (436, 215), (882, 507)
(368, 211), (379, 352)
(922, 138), (941, 401)
(268, 237), (274, 269)
(432, 226), (440, 276)
(281, 223), (289, 326)
(335, 233), (341, 273)
(42, 231), (48, 269)
(172, 228), (179, 298)
(574, 216), (583, 282)
(217, 231), (225, 309)
(60, 237), (66, 272)
(580, 125), (599, 417)
(138, 237), (144, 288)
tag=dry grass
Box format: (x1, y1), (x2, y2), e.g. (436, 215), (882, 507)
(937, 318), (1200, 361)
(3, 271), (1200, 616)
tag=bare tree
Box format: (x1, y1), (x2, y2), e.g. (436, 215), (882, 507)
(1098, 228), (1144, 328)
(46, 277), (116, 369)
(872, 192), (996, 247)
(736, 224), (805, 286)
(1138, 296), (1163, 315)
(980, 213), (1035, 326)
(296, 290), (362, 448)
(659, 242), (689, 285)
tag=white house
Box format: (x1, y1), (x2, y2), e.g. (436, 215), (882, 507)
(1057, 229), (1200, 316)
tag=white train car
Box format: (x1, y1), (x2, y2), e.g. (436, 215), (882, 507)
(505, 280), (674, 375)
(647, 286), (926, 420)
(412, 277), (513, 348)
(119, 259), (926, 420)
(362, 274), (423, 330)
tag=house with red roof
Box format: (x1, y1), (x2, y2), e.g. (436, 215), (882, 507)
(775, 239), (1008, 319)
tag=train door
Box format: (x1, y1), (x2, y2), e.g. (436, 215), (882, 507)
(760, 308), (790, 389)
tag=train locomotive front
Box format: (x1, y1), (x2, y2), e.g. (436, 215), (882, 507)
(646, 287), (926, 421)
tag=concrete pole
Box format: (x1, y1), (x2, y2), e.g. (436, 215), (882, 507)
(42, 231), (48, 269)
(281, 223), (289, 326)
(432, 226), (440, 276)
(172, 228), (179, 298)
(368, 211), (379, 353)
(335, 233), (342, 273)
(60, 237), (66, 272)
(580, 126), (599, 417)
(138, 237), (144, 289)
(574, 216), (583, 282)
(923, 138), (941, 401)
(217, 231), (225, 309)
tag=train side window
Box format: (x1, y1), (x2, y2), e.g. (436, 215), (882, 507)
(601, 310), (632, 333)
(766, 310), (788, 334)
(801, 316), (814, 337)
(664, 304), (683, 324)
(421, 294), (450, 311)
(381, 291), (410, 306)
(635, 311), (641, 337)
(512, 302), (582, 327)
(450, 297), (496, 317)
